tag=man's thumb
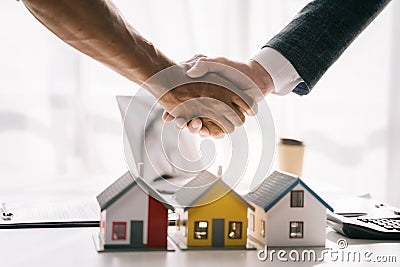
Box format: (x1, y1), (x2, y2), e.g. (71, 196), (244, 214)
(186, 60), (209, 78)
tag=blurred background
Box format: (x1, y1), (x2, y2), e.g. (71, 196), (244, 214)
(0, 0), (399, 206)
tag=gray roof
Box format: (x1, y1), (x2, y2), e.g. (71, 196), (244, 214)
(173, 171), (254, 211)
(245, 171), (333, 212)
(96, 171), (174, 211)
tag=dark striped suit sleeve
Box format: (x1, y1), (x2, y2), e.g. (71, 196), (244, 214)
(265, 0), (392, 95)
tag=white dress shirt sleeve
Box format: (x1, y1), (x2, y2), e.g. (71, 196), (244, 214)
(251, 47), (304, 96)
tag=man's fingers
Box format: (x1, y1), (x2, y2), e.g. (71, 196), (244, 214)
(175, 117), (187, 129)
(162, 111), (175, 122)
(226, 104), (246, 127)
(206, 116), (234, 136)
(188, 118), (202, 134)
(186, 57), (227, 78)
(199, 126), (210, 138)
(172, 116), (205, 137)
(166, 113), (234, 138)
(186, 58), (209, 78)
(180, 54), (206, 65)
(232, 94), (258, 116)
(202, 120), (226, 139)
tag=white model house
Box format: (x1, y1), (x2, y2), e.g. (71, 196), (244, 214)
(245, 171), (333, 247)
(95, 168), (174, 251)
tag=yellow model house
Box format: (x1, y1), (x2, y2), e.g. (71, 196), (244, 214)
(170, 171), (254, 249)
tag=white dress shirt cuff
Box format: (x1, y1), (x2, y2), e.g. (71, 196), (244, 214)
(251, 47), (304, 96)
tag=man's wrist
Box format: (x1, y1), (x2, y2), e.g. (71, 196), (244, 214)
(142, 63), (193, 104)
(251, 48), (303, 96)
(248, 59), (275, 96)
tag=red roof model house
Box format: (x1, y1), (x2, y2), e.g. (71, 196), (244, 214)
(94, 166), (174, 252)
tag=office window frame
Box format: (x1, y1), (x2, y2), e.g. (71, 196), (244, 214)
(112, 221), (127, 240)
(228, 221), (243, 239)
(289, 221), (304, 239)
(290, 190), (304, 207)
(194, 221), (208, 239)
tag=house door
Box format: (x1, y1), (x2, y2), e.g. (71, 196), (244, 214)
(130, 221), (144, 247)
(212, 218), (225, 247)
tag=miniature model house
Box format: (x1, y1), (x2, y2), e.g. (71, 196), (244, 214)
(245, 171), (333, 247)
(95, 169), (174, 251)
(171, 170), (254, 249)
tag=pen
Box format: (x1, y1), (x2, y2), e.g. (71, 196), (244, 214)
(1, 203), (14, 221)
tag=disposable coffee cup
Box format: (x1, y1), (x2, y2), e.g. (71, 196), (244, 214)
(277, 138), (305, 177)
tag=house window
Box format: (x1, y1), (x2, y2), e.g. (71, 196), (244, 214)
(194, 221), (208, 239)
(112, 222), (127, 240)
(290, 221), (304, 238)
(249, 214), (255, 232)
(260, 219), (265, 238)
(290, 190), (304, 207)
(228, 222), (242, 239)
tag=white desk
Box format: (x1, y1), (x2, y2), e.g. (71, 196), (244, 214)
(1, 177), (399, 267)
(0, 227), (399, 267)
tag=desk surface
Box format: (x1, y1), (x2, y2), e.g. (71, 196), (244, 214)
(0, 227), (399, 267)
(1, 177), (399, 266)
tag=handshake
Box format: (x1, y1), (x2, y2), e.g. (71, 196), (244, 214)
(21, 0), (275, 138)
(158, 55), (275, 138)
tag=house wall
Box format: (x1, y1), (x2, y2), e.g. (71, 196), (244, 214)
(247, 205), (267, 245)
(186, 184), (249, 247)
(105, 186), (149, 245)
(266, 184), (327, 247)
(147, 196), (168, 248)
(99, 210), (107, 248)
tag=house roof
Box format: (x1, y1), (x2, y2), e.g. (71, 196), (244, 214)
(245, 171), (333, 212)
(96, 171), (174, 211)
(173, 171), (254, 211)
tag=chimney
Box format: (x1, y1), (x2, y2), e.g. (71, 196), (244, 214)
(217, 165), (223, 178)
(138, 162), (144, 178)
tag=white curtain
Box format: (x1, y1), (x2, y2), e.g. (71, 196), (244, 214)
(0, 0), (398, 205)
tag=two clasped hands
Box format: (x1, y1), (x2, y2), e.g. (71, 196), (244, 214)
(159, 55), (275, 139)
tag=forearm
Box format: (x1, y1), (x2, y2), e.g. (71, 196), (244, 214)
(22, 0), (175, 94)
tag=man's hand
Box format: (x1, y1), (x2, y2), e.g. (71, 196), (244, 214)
(162, 55), (275, 135)
(187, 56), (275, 97)
(159, 73), (257, 138)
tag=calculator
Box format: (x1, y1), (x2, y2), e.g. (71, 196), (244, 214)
(327, 212), (400, 240)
